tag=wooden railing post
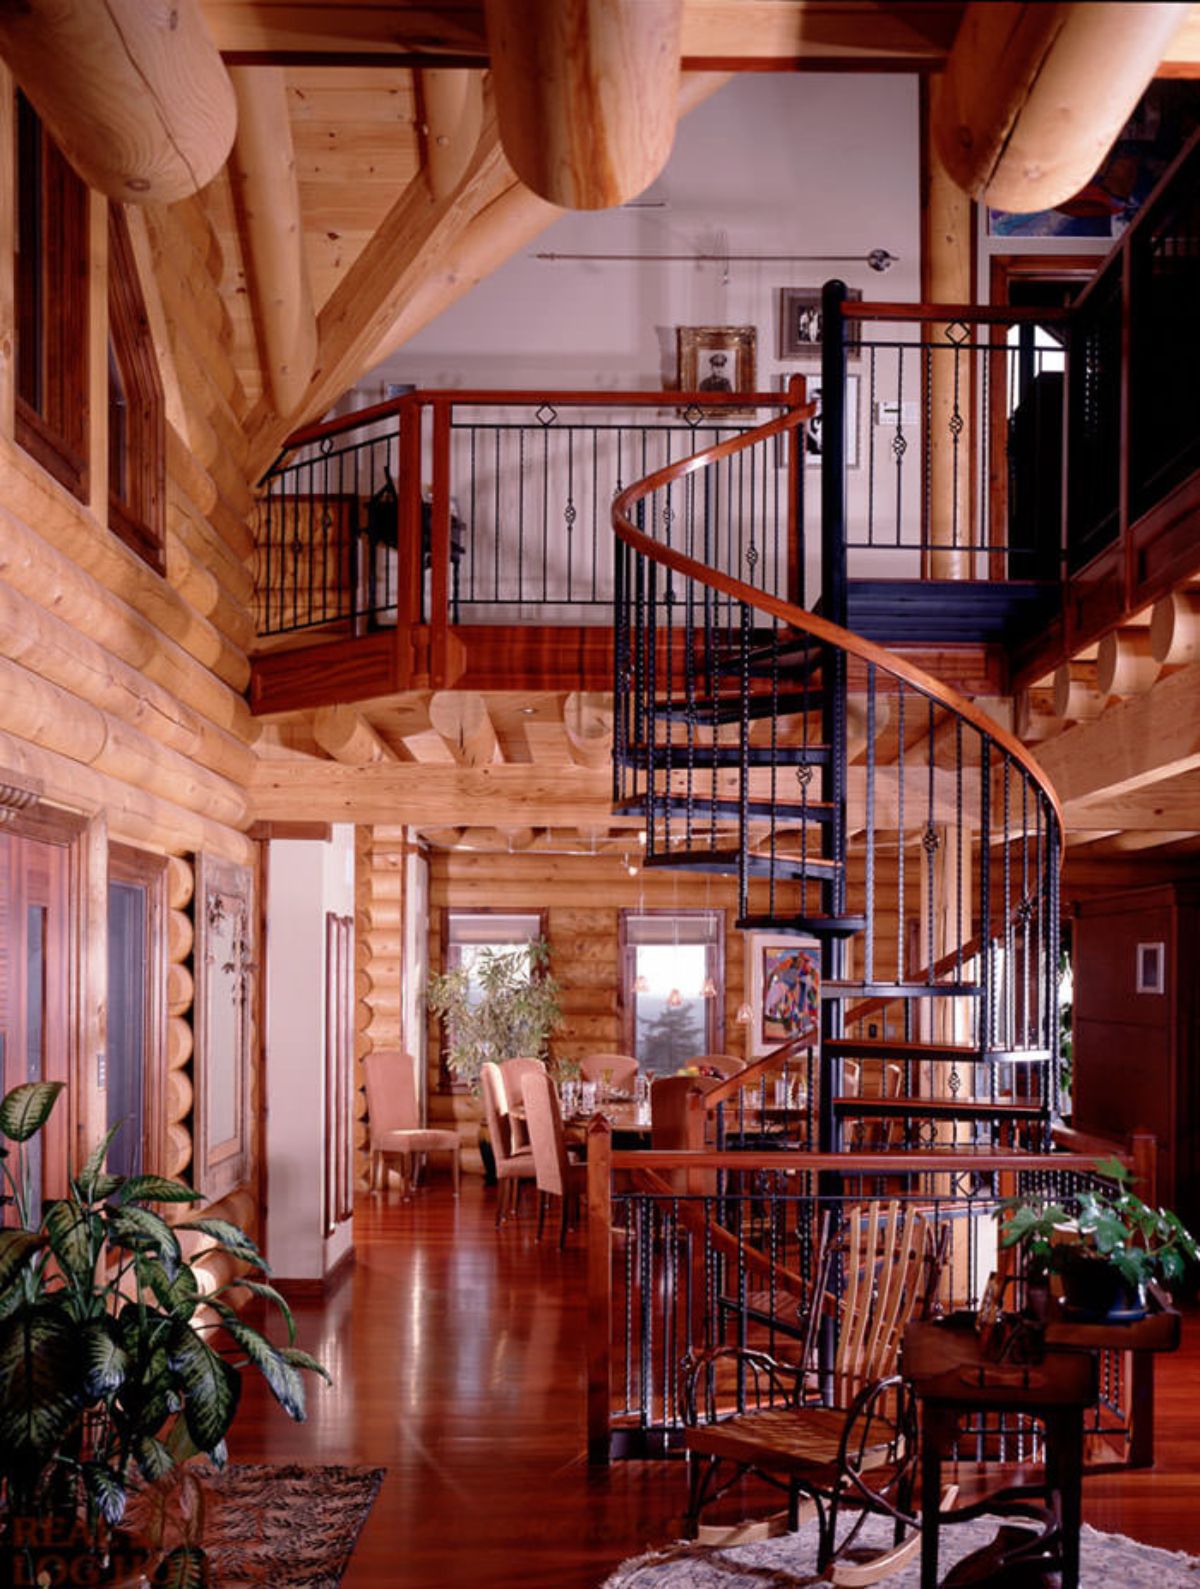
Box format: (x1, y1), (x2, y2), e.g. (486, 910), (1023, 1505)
(587, 1115), (614, 1464)
(395, 396), (424, 688)
(428, 396), (465, 687)
(1130, 1131), (1157, 1205)
(786, 371), (807, 609)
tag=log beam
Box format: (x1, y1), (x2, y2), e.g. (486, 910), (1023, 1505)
(417, 68), (486, 200)
(563, 692), (614, 770)
(228, 66), (318, 418)
(483, 0), (682, 209)
(313, 706), (399, 766)
(934, 3), (1190, 213)
(1096, 628), (1161, 698)
(0, 0), (236, 203)
(428, 691), (500, 766)
(1052, 660), (1109, 722)
(1036, 657), (1200, 805)
(1151, 590), (1200, 665)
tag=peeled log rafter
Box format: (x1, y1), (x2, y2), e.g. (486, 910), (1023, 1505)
(1096, 628), (1161, 698)
(228, 66), (317, 419)
(313, 706), (398, 765)
(0, 0), (236, 203)
(1151, 590), (1200, 665)
(483, 0), (683, 209)
(935, 3), (1190, 213)
(563, 691), (614, 769)
(418, 69), (486, 201)
(1052, 660), (1109, 721)
(1014, 687), (1062, 742)
(428, 691), (500, 766)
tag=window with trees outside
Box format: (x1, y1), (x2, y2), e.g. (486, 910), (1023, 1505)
(621, 911), (723, 1076)
(441, 910), (547, 1081)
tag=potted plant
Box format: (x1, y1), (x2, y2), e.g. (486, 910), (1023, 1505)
(998, 1156), (1199, 1322)
(0, 1080), (329, 1585)
(426, 938), (565, 1182)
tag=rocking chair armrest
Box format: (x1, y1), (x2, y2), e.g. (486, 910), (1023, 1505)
(836, 1373), (918, 1506)
(681, 1344), (813, 1426)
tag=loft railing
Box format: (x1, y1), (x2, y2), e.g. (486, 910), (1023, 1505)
(820, 291), (1071, 588)
(256, 386), (806, 646)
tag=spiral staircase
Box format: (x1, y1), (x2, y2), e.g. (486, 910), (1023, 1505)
(611, 403), (1063, 1154)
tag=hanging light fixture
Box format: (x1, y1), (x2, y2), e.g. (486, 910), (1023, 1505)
(736, 1002), (753, 1025)
(635, 972), (650, 994)
(667, 986), (683, 1009)
(700, 975), (717, 998)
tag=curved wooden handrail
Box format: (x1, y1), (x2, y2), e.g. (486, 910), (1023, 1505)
(611, 407), (1065, 838)
(703, 1032), (813, 1111)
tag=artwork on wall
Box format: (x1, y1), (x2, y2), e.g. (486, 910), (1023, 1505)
(1136, 941), (1165, 995)
(802, 374), (861, 468)
(676, 325), (757, 415)
(987, 81), (1200, 239)
(746, 934), (821, 1058)
(778, 286), (862, 358)
(194, 852), (255, 1202)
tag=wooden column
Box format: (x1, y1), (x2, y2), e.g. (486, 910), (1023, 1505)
(922, 76), (974, 581)
(484, 0), (683, 209)
(586, 1116), (614, 1463)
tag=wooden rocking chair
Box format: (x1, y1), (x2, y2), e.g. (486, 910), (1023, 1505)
(682, 1200), (949, 1584)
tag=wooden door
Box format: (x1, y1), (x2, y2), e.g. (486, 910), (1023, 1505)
(0, 830), (71, 1218)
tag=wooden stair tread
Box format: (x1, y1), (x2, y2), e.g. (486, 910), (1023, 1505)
(737, 914), (867, 938)
(828, 1038), (1051, 1064)
(643, 849), (841, 879)
(615, 795), (834, 823)
(618, 744), (831, 766)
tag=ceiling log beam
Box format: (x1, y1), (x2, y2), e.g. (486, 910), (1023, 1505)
(417, 68), (485, 200)
(228, 65), (317, 417)
(428, 690), (500, 766)
(934, 2), (1190, 214)
(0, 0), (236, 203)
(312, 705), (398, 765)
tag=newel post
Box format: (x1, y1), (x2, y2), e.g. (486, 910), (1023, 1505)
(786, 371), (807, 609)
(395, 396), (424, 688)
(587, 1116), (614, 1464)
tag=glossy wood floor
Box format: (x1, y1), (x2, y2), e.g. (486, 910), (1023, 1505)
(229, 1178), (1200, 1588)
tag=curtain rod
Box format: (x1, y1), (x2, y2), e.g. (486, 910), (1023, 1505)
(534, 248), (899, 273)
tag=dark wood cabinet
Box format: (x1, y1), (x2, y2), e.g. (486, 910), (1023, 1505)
(1072, 883), (1200, 1230)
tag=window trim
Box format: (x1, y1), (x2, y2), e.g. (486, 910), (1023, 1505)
(618, 908), (725, 1065)
(14, 89), (89, 501)
(107, 205), (165, 573)
(437, 906), (548, 1090)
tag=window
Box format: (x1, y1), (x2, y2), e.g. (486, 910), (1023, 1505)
(620, 912), (723, 1076)
(107, 846), (168, 1179)
(107, 206), (165, 572)
(14, 89), (89, 500)
(440, 910), (545, 1084)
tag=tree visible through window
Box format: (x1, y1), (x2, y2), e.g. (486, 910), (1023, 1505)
(621, 911), (723, 1076)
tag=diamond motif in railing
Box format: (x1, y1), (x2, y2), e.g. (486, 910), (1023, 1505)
(944, 321), (970, 346)
(948, 411), (964, 439)
(535, 403), (558, 427)
(682, 405), (705, 428)
(892, 433), (908, 461)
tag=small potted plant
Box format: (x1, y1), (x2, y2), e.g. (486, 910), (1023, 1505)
(0, 1080), (329, 1584)
(998, 1157), (1199, 1322)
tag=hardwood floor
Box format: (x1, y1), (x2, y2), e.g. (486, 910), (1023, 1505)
(229, 1178), (1200, 1587)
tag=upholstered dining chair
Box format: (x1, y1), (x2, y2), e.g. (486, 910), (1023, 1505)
(521, 1068), (588, 1248)
(363, 1050), (460, 1195)
(579, 1053), (639, 1091)
(480, 1060), (536, 1226)
(498, 1056), (547, 1151)
(685, 1053), (747, 1078)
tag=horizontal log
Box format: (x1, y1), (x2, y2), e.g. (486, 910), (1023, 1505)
(0, 725), (253, 865)
(0, 447), (254, 698)
(167, 856), (194, 911)
(165, 1123), (192, 1178)
(168, 908), (194, 964)
(166, 1068), (194, 1125)
(0, 653), (247, 828)
(165, 423), (218, 517)
(168, 962), (195, 1018)
(167, 1015), (194, 1070)
(164, 531), (256, 652)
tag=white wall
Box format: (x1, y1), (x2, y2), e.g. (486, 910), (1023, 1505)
(265, 826), (356, 1283)
(373, 74), (920, 395)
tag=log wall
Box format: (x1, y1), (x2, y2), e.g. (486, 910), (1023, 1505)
(0, 113), (263, 1239)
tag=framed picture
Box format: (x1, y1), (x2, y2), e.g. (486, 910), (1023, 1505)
(778, 286), (862, 359)
(1136, 941), (1165, 995)
(746, 934), (820, 1059)
(803, 374), (860, 469)
(676, 325), (757, 415)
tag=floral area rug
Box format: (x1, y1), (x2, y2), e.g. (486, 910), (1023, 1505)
(126, 1462), (385, 1587)
(602, 1511), (1200, 1587)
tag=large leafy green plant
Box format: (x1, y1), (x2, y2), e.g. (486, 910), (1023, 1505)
(999, 1156), (1199, 1293)
(426, 937), (563, 1089)
(0, 1080), (328, 1546)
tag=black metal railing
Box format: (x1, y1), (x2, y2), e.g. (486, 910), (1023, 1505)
(256, 387), (807, 640)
